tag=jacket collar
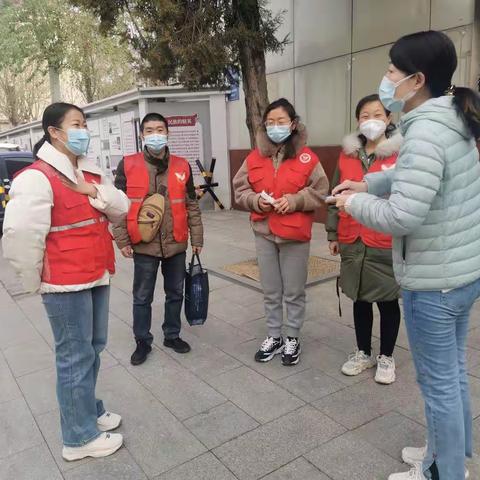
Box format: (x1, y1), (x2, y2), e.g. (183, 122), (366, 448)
(341, 131), (403, 158)
(256, 123), (308, 158)
(37, 142), (103, 184)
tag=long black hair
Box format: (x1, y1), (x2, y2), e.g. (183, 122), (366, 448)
(390, 30), (480, 139)
(355, 93), (396, 146)
(33, 102), (86, 157)
(262, 98), (300, 160)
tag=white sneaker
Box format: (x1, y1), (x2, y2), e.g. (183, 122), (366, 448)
(389, 465), (426, 480)
(62, 432), (123, 461)
(402, 444), (426, 465)
(341, 350), (376, 376)
(97, 411), (122, 432)
(402, 444), (470, 479)
(375, 355), (396, 384)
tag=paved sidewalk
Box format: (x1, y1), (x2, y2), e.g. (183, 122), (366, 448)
(1, 210), (480, 479)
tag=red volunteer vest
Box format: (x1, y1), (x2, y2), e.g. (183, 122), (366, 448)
(246, 147), (319, 242)
(337, 151), (397, 248)
(26, 160), (115, 285)
(124, 153), (189, 244)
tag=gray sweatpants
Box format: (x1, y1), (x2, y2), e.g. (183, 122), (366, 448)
(255, 233), (310, 338)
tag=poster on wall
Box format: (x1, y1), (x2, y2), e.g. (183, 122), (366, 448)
(87, 137), (102, 168)
(121, 111), (137, 154)
(166, 114), (204, 176)
(88, 119), (101, 138)
(103, 114), (122, 156)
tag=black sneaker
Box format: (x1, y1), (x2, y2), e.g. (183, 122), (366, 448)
(130, 340), (152, 366)
(254, 336), (284, 362)
(164, 337), (191, 354)
(282, 337), (301, 366)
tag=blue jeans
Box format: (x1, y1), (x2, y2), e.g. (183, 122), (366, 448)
(42, 285), (109, 447)
(133, 252), (186, 344)
(402, 278), (480, 480)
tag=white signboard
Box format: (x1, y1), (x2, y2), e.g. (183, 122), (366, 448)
(166, 114), (204, 176)
(121, 111), (137, 154)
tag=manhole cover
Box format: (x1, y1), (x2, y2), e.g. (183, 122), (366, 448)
(223, 256), (339, 282)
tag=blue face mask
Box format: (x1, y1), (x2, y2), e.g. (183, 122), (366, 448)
(378, 74), (416, 113)
(144, 134), (168, 153)
(266, 125), (291, 144)
(59, 128), (91, 156)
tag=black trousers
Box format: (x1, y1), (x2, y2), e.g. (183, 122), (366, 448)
(353, 299), (400, 357)
(132, 251), (186, 344)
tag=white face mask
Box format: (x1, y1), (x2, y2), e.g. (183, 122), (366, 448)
(359, 119), (387, 141)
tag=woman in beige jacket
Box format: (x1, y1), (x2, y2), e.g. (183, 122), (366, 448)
(233, 98), (328, 366)
(2, 103), (129, 461)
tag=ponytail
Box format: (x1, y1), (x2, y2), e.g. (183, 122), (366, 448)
(33, 134), (49, 158)
(452, 87), (480, 140)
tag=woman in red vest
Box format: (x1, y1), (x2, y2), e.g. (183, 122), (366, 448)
(2, 103), (129, 460)
(326, 94), (402, 384)
(234, 98), (329, 366)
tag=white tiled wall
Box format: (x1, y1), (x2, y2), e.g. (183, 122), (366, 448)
(229, 0), (477, 148)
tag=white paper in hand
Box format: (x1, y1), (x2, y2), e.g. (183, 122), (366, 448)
(260, 191), (276, 205)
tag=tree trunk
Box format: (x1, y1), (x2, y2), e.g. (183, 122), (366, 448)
(234, 0), (270, 147)
(48, 64), (61, 102)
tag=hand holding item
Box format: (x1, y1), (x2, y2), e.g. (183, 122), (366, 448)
(274, 195), (293, 215)
(329, 193), (353, 212)
(120, 245), (133, 258)
(192, 246), (203, 255)
(332, 180), (367, 196)
(329, 241), (339, 256)
(259, 191), (274, 212)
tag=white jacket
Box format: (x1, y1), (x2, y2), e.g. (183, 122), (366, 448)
(2, 142), (130, 294)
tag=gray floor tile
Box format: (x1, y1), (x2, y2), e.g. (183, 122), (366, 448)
(262, 457), (329, 480)
(153, 452), (237, 480)
(0, 443), (62, 480)
(280, 368), (345, 403)
(208, 366), (304, 423)
(0, 305), (42, 351)
(139, 361), (226, 420)
(17, 367), (57, 416)
(0, 353), (22, 404)
(36, 410), (93, 472)
(96, 365), (206, 477)
(0, 398), (43, 459)
(213, 405), (345, 480)
(305, 431), (404, 480)
(165, 339), (242, 380)
(63, 447), (147, 480)
(183, 401), (259, 449)
(4, 338), (54, 377)
(313, 374), (421, 430)
(354, 411), (426, 461)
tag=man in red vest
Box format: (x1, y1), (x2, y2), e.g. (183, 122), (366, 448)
(113, 113), (203, 365)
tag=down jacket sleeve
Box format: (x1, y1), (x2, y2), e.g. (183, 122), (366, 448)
(363, 167), (396, 198)
(2, 170), (52, 293)
(347, 121), (444, 237)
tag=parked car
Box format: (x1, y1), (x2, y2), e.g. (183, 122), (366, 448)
(0, 142), (22, 152)
(0, 151), (34, 234)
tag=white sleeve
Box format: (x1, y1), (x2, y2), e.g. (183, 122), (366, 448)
(2, 170), (52, 293)
(89, 174), (130, 225)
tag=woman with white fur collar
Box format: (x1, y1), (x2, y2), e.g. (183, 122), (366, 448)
(326, 94), (402, 385)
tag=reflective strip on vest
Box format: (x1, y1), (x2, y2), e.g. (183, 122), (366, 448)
(170, 198), (186, 204)
(49, 216), (107, 233)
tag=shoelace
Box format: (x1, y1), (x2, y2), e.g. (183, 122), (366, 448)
(260, 336), (276, 352)
(348, 350), (366, 362)
(377, 356), (393, 370)
(407, 466), (422, 479)
(284, 338), (298, 355)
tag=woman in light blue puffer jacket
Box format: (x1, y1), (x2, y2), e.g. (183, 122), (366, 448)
(331, 31), (480, 480)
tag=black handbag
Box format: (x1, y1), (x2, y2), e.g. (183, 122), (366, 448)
(184, 253), (209, 325)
